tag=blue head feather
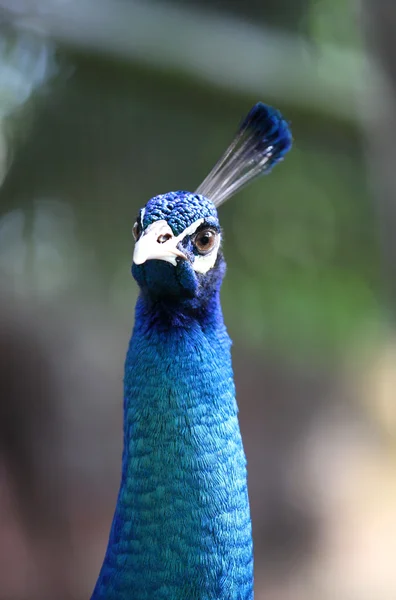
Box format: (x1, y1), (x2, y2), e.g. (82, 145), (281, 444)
(142, 191), (218, 235)
(196, 101), (292, 206)
(239, 102), (292, 165)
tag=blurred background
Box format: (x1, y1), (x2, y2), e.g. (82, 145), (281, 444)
(0, 0), (395, 598)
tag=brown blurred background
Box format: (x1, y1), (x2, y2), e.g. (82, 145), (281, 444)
(0, 1), (395, 599)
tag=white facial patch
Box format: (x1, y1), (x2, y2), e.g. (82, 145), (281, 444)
(178, 218), (204, 239)
(133, 220), (186, 266)
(191, 236), (221, 274)
(140, 208), (145, 229)
(176, 218), (221, 274)
(132, 217), (221, 273)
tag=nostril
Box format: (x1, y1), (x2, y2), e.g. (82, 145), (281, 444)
(157, 233), (172, 244)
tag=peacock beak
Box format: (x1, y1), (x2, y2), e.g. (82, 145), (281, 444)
(133, 220), (187, 267)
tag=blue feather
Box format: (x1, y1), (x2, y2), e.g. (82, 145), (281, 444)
(239, 102), (292, 164)
(196, 102), (292, 206)
(91, 102), (292, 599)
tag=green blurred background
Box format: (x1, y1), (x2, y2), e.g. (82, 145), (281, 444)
(0, 1), (396, 599)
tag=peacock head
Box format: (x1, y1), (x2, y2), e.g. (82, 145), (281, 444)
(132, 191), (224, 301)
(132, 102), (292, 303)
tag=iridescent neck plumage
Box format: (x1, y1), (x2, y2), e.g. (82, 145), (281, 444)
(91, 100), (293, 600)
(92, 292), (253, 600)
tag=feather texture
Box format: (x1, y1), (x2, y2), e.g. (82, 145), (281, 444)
(92, 266), (253, 600)
(91, 101), (292, 599)
(195, 102), (292, 206)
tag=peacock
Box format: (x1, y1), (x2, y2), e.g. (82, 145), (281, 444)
(91, 102), (292, 600)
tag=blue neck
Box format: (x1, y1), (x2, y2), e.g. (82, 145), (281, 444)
(92, 291), (253, 600)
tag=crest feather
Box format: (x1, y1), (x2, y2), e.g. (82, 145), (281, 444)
(196, 102), (292, 207)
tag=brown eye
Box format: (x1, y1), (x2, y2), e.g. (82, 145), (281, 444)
(132, 222), (140, 240)
(194, 229), (217, 255)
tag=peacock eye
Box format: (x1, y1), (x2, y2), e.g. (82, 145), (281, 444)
(193, 228), (217, 255)
(132, 222), (140, 241)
